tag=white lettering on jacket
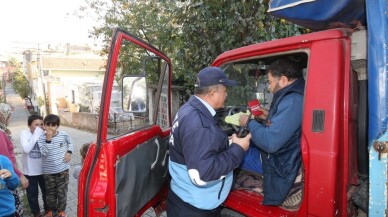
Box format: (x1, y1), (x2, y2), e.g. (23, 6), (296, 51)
(169, 113), (179, 146)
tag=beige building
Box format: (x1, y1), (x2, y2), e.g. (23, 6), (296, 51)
(42, 56), (106, 115)
(23, 48), (106, 116)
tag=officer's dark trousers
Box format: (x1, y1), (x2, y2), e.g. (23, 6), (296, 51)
(166, 189), (221, 217)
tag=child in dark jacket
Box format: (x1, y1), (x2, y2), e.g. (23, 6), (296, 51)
(0, 154), (20, 217)
(73, 142), (90, 179)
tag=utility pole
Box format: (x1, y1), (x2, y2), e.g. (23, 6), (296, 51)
(23, 50), (33, 98)
(37, 45), (49, 116)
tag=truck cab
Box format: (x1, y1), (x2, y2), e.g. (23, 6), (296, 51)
(77, 26), (366, 216)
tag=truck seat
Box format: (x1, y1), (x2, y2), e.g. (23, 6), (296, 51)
(232, 167), (304, 211)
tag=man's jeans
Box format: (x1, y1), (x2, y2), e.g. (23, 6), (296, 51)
(25, 174), (47, 214)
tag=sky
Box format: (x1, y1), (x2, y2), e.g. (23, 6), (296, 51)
(0, 0), (99, 58)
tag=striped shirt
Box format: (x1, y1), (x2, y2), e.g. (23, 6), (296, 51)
(38, 131), (73, 174)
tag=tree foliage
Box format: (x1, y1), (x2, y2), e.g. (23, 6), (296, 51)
(3, 58), (29, 102)
(12, 68), (30, 99)
(78, 0), (305, 91)
(7, 57), (21, 68)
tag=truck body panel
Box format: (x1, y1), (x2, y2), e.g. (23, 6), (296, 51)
(365, 0), (388, 215)
(268, 0), (388, 215)
(268, 0), (366, 31)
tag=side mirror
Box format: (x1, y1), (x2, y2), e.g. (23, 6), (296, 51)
(122, 76), (147, 113)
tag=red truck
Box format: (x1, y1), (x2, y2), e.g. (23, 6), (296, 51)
(78, 0), (388, 216)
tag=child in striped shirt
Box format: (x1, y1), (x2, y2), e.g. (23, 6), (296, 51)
(38, 114), (73, 217)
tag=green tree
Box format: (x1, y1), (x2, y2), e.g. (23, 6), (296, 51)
(7, 57), (21, 68)
(78, 0), (305, 90)
(7, 57), (30, 99)
(78, 0), (179, 88)
(174, 1), (306, 87)
(12, 68), (30, 99)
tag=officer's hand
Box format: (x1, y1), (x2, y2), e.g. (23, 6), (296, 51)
(231, 133), (251, 151)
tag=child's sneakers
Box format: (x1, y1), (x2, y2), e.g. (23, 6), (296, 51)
(58, 211), (67, 217)
(33, 213), (42, 217)
(43, 211), (53, 217)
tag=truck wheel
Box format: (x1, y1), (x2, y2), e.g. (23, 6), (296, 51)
(221, 208), (245, 217)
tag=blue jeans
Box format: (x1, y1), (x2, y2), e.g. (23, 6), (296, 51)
(25, 174), (47, 214)
(239, 144), (263, 174)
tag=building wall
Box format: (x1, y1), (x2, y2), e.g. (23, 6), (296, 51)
(46, 70), (104, 114)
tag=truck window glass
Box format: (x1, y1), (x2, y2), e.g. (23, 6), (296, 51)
(105, 38), (170, 139)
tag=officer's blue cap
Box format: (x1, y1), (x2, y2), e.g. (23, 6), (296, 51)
(194, 67), (237, 88)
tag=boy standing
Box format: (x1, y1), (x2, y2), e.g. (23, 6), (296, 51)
(73, 142), (90, 179)
(38, 114), (73, 217)
(20, 114), (48, 217)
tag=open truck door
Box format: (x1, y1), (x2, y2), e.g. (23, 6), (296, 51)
(78, 28), (172, 217)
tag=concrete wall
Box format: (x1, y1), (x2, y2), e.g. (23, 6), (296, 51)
(71, 112), (98, 132)
(59, 111), (98, 132)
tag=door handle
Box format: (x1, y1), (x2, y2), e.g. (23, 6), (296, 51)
(151, 139), (160, 169)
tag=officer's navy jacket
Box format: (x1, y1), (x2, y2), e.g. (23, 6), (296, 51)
(248, 79), (305, 205)
(168, 96), (245, 210)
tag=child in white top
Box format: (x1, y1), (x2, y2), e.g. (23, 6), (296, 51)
(20, 114), (48, 217)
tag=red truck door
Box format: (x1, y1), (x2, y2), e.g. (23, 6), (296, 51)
(78, 28), (172, 217)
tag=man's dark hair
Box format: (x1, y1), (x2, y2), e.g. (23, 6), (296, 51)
(44, 114), (60, 126)
(28, 114), (43, 126)
(267, 58), (303, 80)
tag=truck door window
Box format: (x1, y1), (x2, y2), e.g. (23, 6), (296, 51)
(156, 62), (170, 130)
(217, 53), (308, 137)
(106, 39), (171, 139)
(222, 63), (271, 109)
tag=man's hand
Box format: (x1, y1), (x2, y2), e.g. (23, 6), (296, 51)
(64, 153), (71, 163)
(240, 108), (269, 126)
(231, 133), (251, 151)
(256, 108), (269, 120)
(239, 114), (250, 126)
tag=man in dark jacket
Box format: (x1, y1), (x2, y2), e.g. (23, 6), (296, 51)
(167, 67), (251, 217)
(239, 58), (305, 206)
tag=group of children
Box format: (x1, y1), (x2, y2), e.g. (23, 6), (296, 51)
(19, 114), (90, 217)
